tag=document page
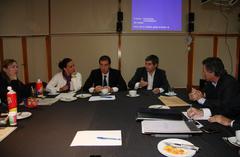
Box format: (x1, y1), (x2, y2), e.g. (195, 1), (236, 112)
(70, 130), (122, 146)
(0, 127), (17, 142)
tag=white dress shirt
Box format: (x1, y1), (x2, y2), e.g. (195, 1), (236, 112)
(46, 72), (82, 93)
(147, 71), (155, 90)
(134, 71), (164, 93)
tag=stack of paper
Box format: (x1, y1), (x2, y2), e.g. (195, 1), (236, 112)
(70, 130), (122, 146)
(159, 96), (189, 107)
(88, 95), (116, 101)
(0, 127), (17, 142)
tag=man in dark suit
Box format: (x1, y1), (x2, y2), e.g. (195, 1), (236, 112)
(128, 55), (170, 94)
(187, 57), (240, 119)
(83, 55), (127, 93)
(208, 94), (240, 130)
(208, 115), (240, 130)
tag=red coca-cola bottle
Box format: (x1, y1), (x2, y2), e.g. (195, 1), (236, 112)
(36, 79), (43, 97)
(7, 86), (17, 112)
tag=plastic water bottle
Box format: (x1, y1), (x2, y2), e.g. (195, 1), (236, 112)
(36, 79), (43, 97)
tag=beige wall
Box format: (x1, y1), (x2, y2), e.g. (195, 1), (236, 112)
(218, 37), (237, 75)
(0, 0), (48, 36)
(27, 37), (48, 82)
(51, 35), (118, 82)
(51, 0), (118, 33)
(0, 0), (239, 88)
(192, 1), (240, 33)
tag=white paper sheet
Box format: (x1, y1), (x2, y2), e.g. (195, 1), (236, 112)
(70, 130), (122, 146)
(182, 112), (209, 120)
(0, 127), (17, 142)
(88, 95), (116, 101)
(38, 98), (58, 106)
(141, 120), (201, 134)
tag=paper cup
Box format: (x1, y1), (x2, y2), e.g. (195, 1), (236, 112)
(8, 112), (17, 126)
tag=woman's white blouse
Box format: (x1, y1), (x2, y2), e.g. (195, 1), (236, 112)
(46, 72), (82, 93)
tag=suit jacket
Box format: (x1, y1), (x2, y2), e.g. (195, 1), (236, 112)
(83, 68), (127, 92)
(202, 74), (240, 117)
(233, 119), (240, 130)
(128, 67), (170, 91)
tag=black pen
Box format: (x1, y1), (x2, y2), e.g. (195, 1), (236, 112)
(100, 96), (113, 98)
(96, 137), (121, 140)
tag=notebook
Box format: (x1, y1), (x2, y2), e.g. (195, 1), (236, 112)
(159, 96), (190, 107)
(141, 120), (202, 134)
(136, 108), (183, 121)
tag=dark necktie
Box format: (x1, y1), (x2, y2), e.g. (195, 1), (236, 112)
(103, 75), (107, 86)
(63, 72), (71, 91)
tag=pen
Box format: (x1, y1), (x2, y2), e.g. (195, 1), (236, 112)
(96, 137), (121, 140)
(100, 96), (113, 98)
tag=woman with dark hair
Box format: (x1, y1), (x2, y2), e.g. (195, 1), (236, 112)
(0, 59), (31, 110)
(46, 58), (82, 93)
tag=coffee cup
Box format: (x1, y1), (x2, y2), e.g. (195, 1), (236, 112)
(236, 130), (240, 144)
(8, 111), (17, 126)
(101, 88), (109, 95)
(129, 90), (137, 97)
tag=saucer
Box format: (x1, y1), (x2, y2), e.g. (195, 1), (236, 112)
(165, 92), (177, 96)
(126, 94), (140, 97)
(60, 97), (77, 102)
(17, 112), (32, 120)
(76, 93), (92, 98)
(148, 104), (170, 109)
(227, 137), (240, 147)
(99, 92), (111, 96)
(37, 95), (46, 98)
